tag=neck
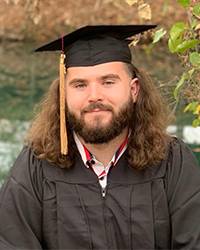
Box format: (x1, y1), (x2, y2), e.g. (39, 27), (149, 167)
(77, 127), (129, 166)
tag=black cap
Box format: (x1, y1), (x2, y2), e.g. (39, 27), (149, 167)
(35, 25), (157, 68)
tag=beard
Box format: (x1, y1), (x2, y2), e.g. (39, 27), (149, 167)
(67, 96), (134, 144)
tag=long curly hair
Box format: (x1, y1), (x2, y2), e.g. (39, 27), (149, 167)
(25, 63), (173, 169)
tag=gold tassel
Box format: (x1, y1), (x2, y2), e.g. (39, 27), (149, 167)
(59, 52), (68, 155)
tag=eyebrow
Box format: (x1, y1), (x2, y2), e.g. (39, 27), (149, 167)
(100, 74), (121, 81)
(68, 78), (87, 86)
(68, 73), (121, 86)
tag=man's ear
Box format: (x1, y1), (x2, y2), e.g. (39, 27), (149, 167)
(130, 78), (140, 102)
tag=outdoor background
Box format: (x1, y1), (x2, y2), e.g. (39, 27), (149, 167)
(0, 0), (200, 183)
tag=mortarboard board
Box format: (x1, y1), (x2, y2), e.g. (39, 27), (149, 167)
(34, 24), (157, 155)
(35, 25), (157, 67)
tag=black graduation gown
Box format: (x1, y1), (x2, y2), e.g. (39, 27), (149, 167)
(0, 138), (200, 250)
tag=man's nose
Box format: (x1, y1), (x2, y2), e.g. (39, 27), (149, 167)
(88, 84), (103, 102)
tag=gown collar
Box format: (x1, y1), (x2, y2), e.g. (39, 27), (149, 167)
(43, 146), (167, 185)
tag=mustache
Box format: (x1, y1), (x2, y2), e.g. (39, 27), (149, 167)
(81, 102), (113, 114)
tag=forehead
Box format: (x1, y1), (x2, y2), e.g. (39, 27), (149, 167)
(66, 61), (128, 79)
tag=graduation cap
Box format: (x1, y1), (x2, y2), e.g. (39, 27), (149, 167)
(35, 24), (157, 155)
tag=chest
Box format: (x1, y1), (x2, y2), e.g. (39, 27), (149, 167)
(42, 179), (171, 250)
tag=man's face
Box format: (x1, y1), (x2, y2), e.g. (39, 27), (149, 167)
(65, 62), (139, 144)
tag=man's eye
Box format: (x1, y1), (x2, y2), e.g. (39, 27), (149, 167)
(75, 83), (86, 88)
(103, 81), (115, 85)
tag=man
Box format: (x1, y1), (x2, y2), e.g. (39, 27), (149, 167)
(0, 25), (200, 250)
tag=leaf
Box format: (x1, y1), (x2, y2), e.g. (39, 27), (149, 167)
(195, 23), (200, 30)
(194, 104), (200, 115)
(33, 14), (41, 25)
(169, 22), (186, 40)
(168, 22), (186, 53)
(184, 101), (198, 112)
(188, 68), (195, 77)
(191, 18), (198, 29)
(177, 0), (190, 8)
(173, 72), (187, 100)
(152, 28), (167, 44)
(125, 0), (138, 5)
(175, 39), (200, 53)
(168, 36), (183, 53)
(129, 34), (141, 47)
(193, 3), (200, 18)
(189, 52), (200, 66)
(192, 118), (200, 127)
(138, 3), (152, 20)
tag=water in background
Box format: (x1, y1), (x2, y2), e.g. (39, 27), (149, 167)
(0, 119), (29, 184)
(0, 41), (199, 184)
